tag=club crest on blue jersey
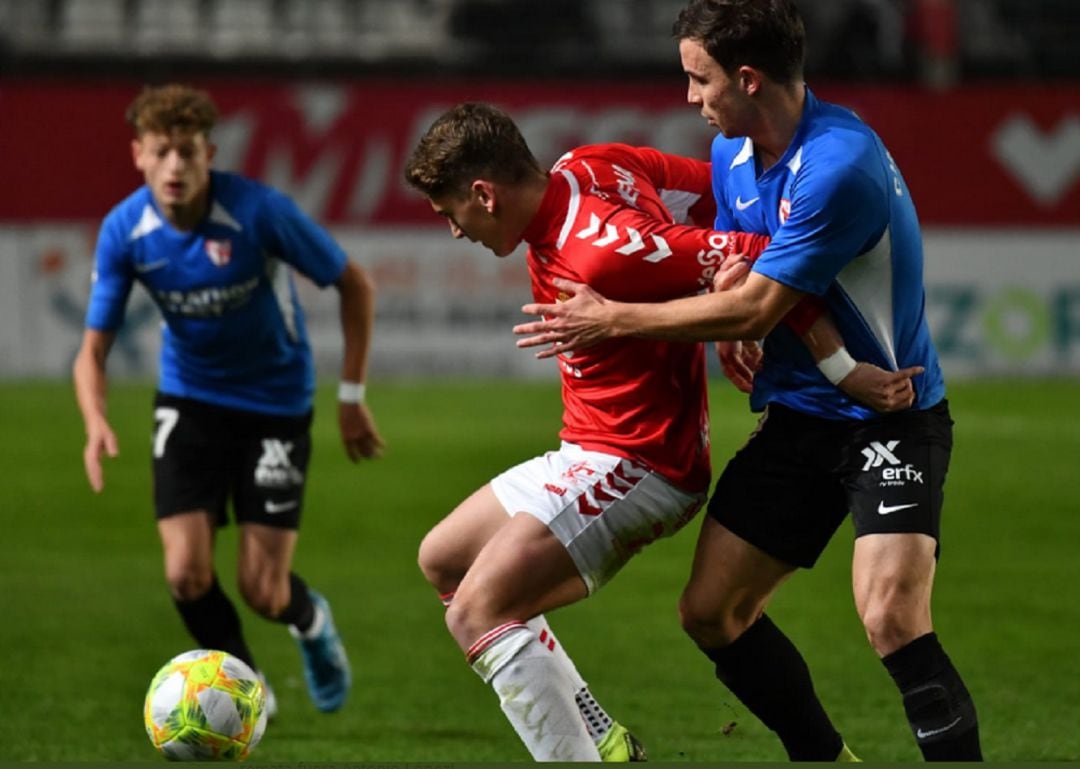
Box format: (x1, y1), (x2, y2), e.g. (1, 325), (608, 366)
(205, 239), (232, 267)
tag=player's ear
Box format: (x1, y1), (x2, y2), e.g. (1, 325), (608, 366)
(131, 139), (144, 171)
(739, 66), (762, 96)
(205, 141), (217, 163)
(472, 180), (497, 214)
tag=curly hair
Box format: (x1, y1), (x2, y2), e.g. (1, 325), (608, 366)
(404, 102), (543, 199)
(125, 84), (218, 137)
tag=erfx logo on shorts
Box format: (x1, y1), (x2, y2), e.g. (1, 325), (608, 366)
(861, 440), (900, 470)
(255, 439), (304, 488)
(861, 440), (924, 487)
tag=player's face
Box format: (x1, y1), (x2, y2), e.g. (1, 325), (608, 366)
(680, 38), (753, 138)
(132, 130), (215, 218)
(429, 187), (518, 258)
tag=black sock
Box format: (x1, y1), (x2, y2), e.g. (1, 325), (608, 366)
(173, 576), (257, 671)
(702, 614), (842, 761)
(273, 573), (315, 632)
(882, 632), (982, 761)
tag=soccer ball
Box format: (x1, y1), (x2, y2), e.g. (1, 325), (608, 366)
(143, 649), (268, 761)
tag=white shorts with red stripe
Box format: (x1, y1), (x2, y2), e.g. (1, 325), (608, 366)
(490, 442), (706, 594)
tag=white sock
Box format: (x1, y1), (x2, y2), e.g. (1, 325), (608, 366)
(526, 616), (614, 742)
(468, 622), (601, 761)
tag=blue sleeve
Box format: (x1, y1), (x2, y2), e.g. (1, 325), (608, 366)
(85, 214), (134, 331)
(259, 189), (348, 287)
(753, 154), (887, 295)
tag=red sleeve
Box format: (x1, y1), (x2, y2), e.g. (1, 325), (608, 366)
(561, 195), (768, 302)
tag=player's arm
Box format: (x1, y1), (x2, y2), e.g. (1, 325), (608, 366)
(261, 189), (385, 462)
(518, 272), (920, 411)
(334, 260), (384, 462)
(711, 255), (921, 411)
(798, 312), (923, 412)
(624, 147), (885, 394)
(74, 215), (135, 492)
(73, 328), (119, 493)
(564, 198), (914, 409)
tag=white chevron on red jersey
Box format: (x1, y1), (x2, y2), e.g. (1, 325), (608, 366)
(518, 144), (773, 492)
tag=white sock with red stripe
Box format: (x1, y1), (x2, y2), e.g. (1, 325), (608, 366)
(527, 616), (614, 742)
(468, 621), (601, 761)
(442, 593), (615, 744)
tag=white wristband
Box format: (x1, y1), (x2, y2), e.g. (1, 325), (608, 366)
(337, 381), (366, 404)
(817, 348), (858, 385)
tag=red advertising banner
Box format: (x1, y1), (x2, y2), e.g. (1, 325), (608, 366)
(1, 79), (1077, 226)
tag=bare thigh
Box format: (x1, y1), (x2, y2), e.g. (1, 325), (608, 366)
(237, 523), (298, 619)
(418, 484), (511, 596)
(446, 511), (587, 651)
(852, 532), (937, 656)
(679, 516), (797, 648)
(158, 510), (217, 600)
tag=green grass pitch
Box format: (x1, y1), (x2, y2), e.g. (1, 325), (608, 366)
(1, 378), (1077, 761)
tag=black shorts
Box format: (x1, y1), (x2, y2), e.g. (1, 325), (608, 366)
(708, 400), (953, 568)
(152, 393), (313, 529)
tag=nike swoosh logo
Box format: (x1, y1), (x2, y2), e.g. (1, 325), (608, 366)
(135, 259), (169, 273)
(877, 501), (919, 515)
(265, 500), (298, 514)
(916, 716), (962, 739)
(735, 196), (759, 211)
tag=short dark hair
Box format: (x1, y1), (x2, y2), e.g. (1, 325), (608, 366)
(125, 84), (218, 137)
(403, 102), (543, 199)
(673, 0), (805, 84)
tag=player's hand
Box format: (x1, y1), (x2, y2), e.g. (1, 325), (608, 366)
(338, 402), (384, 462)
(514, 278), (618, 359)
(839, 364), (924, 413)
(712, 256), (751, 292)
(716, 339), (762, 394)
(83, 418), (118, 493)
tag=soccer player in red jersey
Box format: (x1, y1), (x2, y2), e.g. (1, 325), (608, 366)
(404, 102), (916, 761)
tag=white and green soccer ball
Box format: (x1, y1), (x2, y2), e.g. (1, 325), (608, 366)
(143, 649), (268, 761)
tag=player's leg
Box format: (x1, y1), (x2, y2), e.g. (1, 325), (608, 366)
(679, 518), (849, 761)
(234, 522), (303, 717)
(158, 511), (260, 667)
(451, 511), (598, 760)
(234, 407), (349, 713)
(853, 534), (980, 760)
(847, 401), (981, 760)
(418, 483), (510, 600)
(452, 446), (703, 760)
(153, 394), (259, 671)
(683, 405), (852, 761)
(419, 483), (646, 760)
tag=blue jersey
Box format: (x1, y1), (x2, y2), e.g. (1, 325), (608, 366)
(86, 171), (347, 416)
(710, 88), (944, 420)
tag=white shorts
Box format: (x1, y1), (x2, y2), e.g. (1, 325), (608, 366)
(489, 442), (706, 594)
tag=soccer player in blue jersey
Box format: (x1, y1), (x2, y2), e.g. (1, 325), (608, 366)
(73, 84), (382, 715)
(513, 0), (982, 761)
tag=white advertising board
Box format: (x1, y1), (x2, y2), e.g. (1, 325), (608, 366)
(0, 225), (1076, 380)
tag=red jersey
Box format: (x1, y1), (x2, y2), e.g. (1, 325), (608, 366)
(519, 144), (771, 492)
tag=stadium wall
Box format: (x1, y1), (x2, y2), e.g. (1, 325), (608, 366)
(2, 80), (1077, 379)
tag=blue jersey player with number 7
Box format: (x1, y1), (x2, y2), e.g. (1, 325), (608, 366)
(73, 84), (383, 716)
